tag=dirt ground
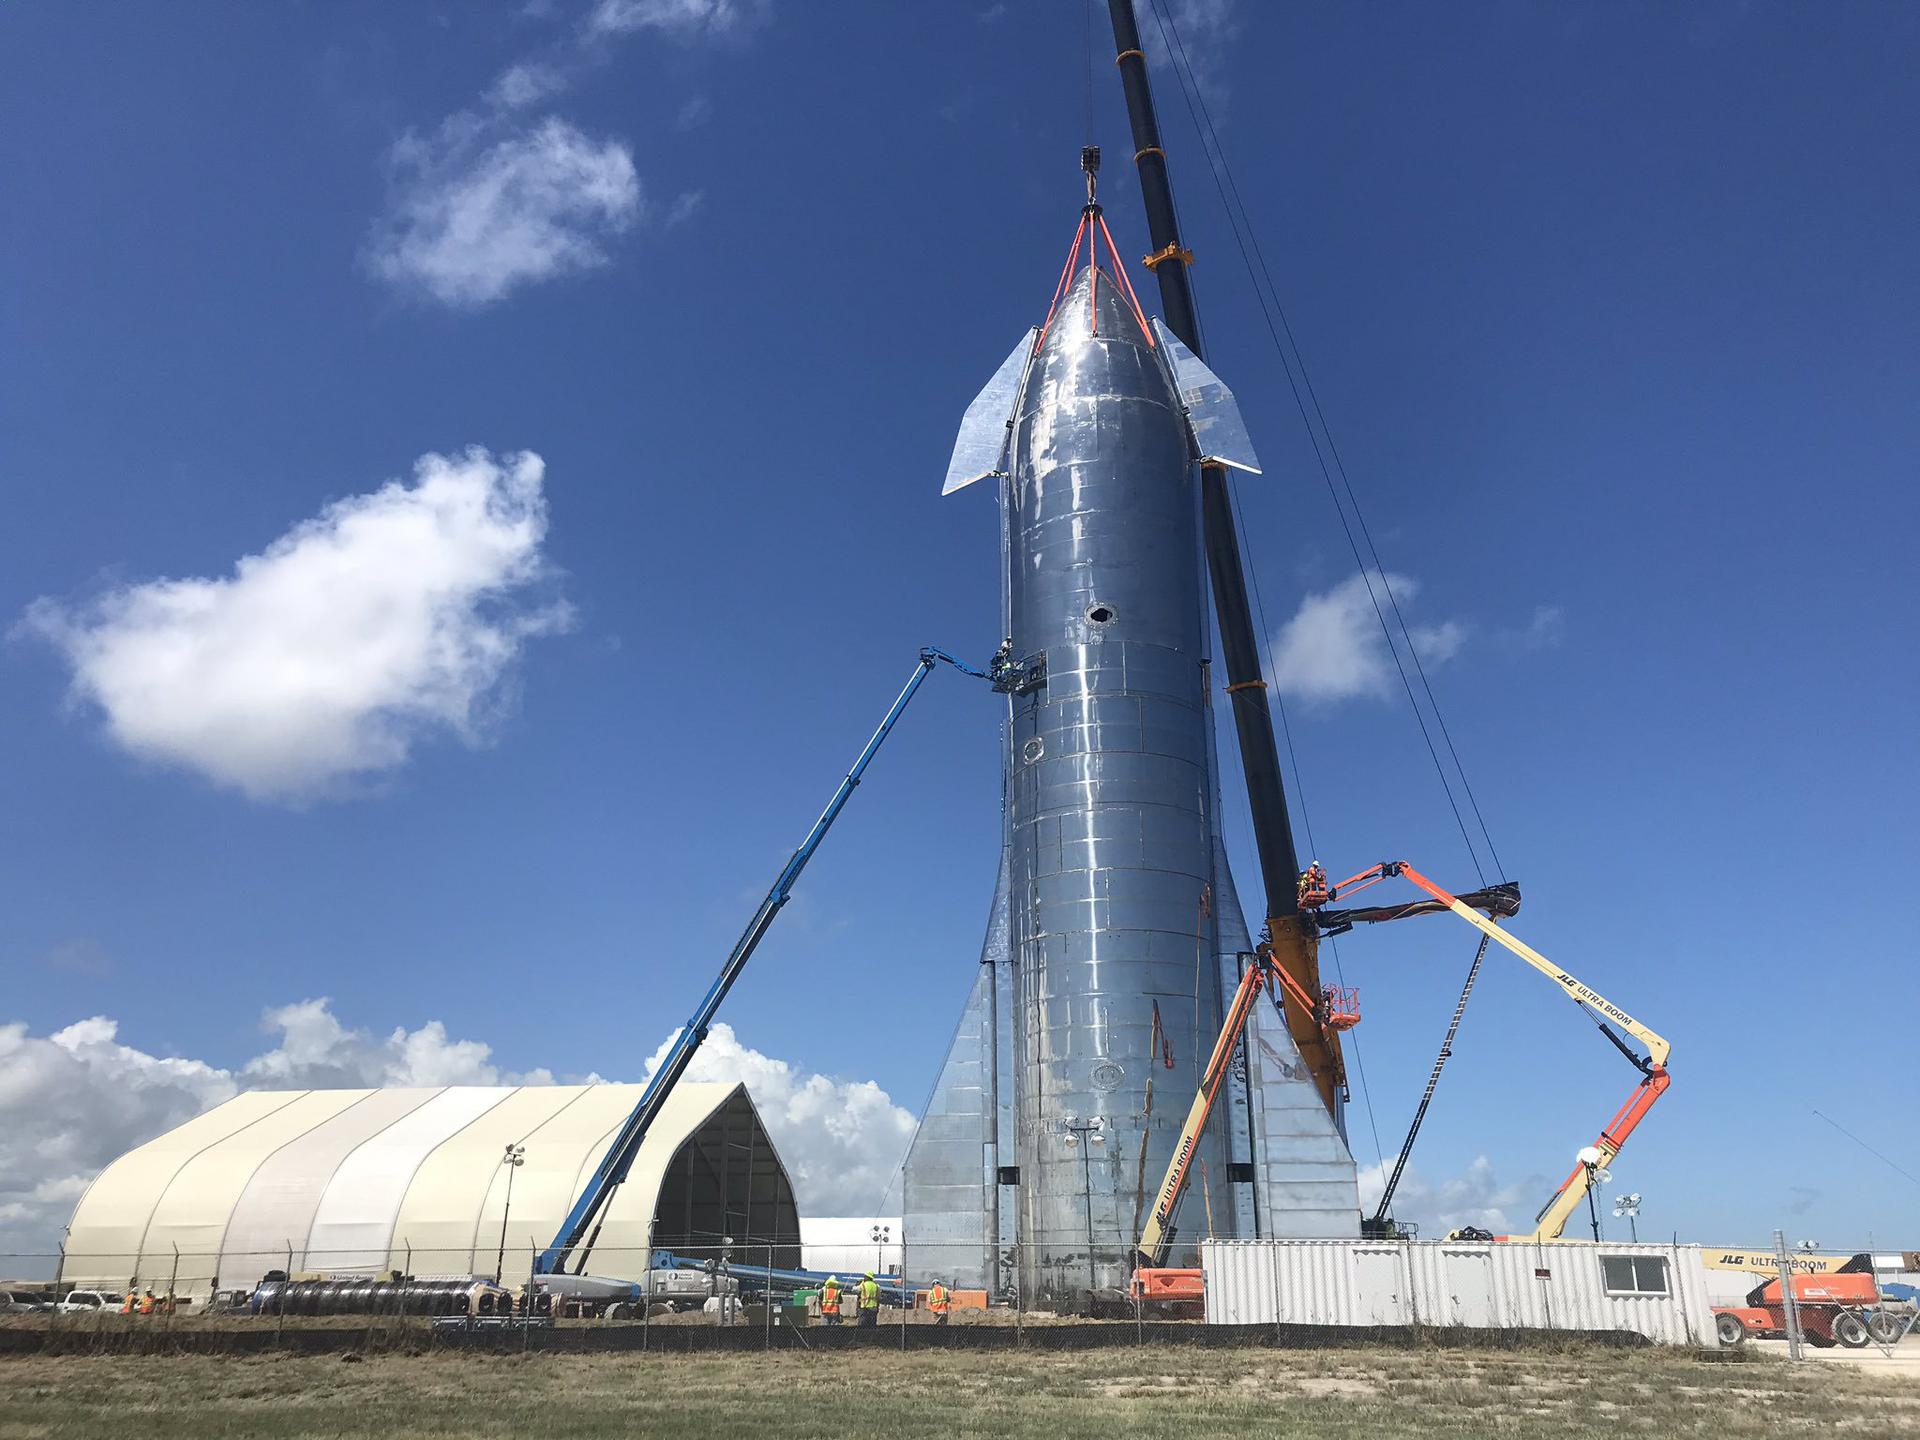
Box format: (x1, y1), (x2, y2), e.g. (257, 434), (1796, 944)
(4, 1340), (1917, 1439)
(1746, 1336), (1920, 1377)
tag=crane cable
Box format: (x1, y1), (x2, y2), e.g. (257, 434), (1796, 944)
(1146, 0), (1503, 886)
(1231, 472), (1385, 1175)
(1147, 9), (1627, 1145)
(1373, 935), (1491, 1224)
(1127, 8), (1386, 1174)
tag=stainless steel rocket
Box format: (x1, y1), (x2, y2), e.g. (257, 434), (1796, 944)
(902, 204), (1358, 1309)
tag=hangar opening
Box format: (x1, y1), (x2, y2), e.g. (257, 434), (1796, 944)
(649, 1086), (801, 1266)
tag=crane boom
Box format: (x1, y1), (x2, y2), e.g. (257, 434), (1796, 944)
(535, 647), (987, 1278)
(1135, 949), (1346, 1273)
(1320, 860), (1671, 1243)
(1135, 855), (1672, 1284)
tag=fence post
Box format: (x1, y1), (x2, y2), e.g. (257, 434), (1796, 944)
(278, 1244), (291, 1346)
(1014, 1244), (1023, 1348)
(1271, 1243), (1284, 1344)
(50, 1244), (66, 1341)
(166, 1246), (180, 1339)
(1773, 1230), (1804, 1361)
(525, 1246), (535, 1352)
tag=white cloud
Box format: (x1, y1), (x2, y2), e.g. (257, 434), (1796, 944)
(21, 448), (569, 803)
(487, 60), (570, 110)
(236, 999), (538, 1091)
(0, 1004), (911, 1256)
(0, 1018), (234, 1255)
(1144, 0), (1241, 94)
(663, 189), (704, 228)
(1521, 604), (1566, 649)
(1270, 571), (1466, 705)
(1356, 1154), (1536, 1236)
(674, 94), (712, 131)
(639, 1022), (916, 1216)
(586, 0), (769, 41)
(365, 114), (641, 308)
(0, 1002), (542, 1255)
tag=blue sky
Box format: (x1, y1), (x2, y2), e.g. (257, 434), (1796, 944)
(2, 1), (1915, 1254)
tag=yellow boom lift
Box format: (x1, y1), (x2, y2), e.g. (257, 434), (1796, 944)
(1131, 859), (1672, 1300)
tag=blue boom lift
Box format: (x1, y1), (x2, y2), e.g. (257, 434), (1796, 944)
(535, 647), (988, 1278)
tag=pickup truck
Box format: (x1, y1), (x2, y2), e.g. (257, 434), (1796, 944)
(55, 1289), (126, 1314)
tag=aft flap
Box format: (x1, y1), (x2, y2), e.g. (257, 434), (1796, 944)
(1152, 319), (1262, 475)
(943, 328), (1037, 495)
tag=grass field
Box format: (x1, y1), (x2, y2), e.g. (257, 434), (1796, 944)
(2, 1343), (1913, 1439)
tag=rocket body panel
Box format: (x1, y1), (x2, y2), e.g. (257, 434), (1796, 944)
(1003, 269), (1233, 1304)
(903, 257), (1358, 1309)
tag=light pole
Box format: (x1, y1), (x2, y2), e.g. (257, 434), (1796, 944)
(1064, 1117), (1107, 1298)
(1612, 1192), (1642, 1243)
(1576, 1146), (1611, 1243)
(870, 1223), (892, 1277)
(496, 1143), (525, 1284)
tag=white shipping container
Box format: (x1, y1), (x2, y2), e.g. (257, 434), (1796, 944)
(1201, 1239), (1716, 1347)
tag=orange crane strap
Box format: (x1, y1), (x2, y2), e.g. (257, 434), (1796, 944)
(1116, 48), (1146, 64)
(1224, 678), (1267, 694)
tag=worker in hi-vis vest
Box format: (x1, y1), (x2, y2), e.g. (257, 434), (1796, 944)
(820, 1276), (842, 1325)
(927, 1280), (952, 1325)
(857, 1272), (880, 1327)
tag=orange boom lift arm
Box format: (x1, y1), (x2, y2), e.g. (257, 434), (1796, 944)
(1317, 861), (1672, 1243)
(1133, 940), (1358, 1289)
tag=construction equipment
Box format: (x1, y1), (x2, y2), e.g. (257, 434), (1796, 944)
(1128, 854), (1669, 1300)
(1320, 861), (1671, 1243)
(1106, 0), (1346, 1126)
(1130, 942), (1360, 1304)
(1715, 1270), (1881, 1349)
(535, 647), (988, 1280)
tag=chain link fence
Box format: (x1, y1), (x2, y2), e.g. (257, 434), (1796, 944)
(4, 1237), (1911, 1357)
(0, 1239), (1203, 1353)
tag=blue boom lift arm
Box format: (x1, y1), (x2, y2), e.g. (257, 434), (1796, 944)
(535, 646), (989, 1277)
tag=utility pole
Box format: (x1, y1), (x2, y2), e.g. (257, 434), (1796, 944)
(1576, 1146), (1609, 1242)
(496, 1143), (525, 1285)
(1064, 1117), (1106, 1297)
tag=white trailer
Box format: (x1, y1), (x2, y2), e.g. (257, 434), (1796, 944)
(1201, 1239), (1716, 1347)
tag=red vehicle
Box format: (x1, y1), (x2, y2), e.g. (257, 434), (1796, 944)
(1715, 1271), (1879, 1348)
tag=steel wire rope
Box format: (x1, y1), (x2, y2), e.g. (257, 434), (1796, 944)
(1147, 0), (1496, 885)
(1084, 0), (1097, 149)
(1188, 97), (1510, 884)
(1228, 475), (1384, 1174)
(1155, 9), (1642, 1091)
(1143, 0), (1517, 1174)
(1137, 15), (1388, 1174)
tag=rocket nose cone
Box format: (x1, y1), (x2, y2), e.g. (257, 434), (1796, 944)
(1041, 264), (1152, 359)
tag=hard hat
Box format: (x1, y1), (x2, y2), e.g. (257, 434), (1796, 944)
(864, 1271), (874, 1280)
